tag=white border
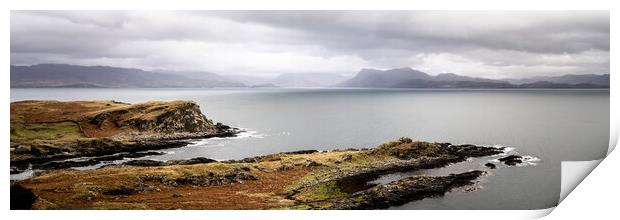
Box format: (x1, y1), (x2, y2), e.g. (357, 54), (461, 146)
(2, 1), (617, 219)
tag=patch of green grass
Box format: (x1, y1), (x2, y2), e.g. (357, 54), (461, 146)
(71, 182), (101, 200)
(10, 121), (85, 141)
(373, 140), (444, 159)
(293, 181), (347, 202)
(283, 151), (395, 193)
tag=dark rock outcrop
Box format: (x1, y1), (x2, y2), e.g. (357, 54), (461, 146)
(14, 145), (31, 153)
(122, 160), (165, 167)
(32, 151), (166, 170)
(99, 101), (215, 133)
(498, 155), (523, 166)
(446, 144), (505, 158)
(136, 172), (258, 187)
(102, 187), (137, 196)
(10, 184), (38, 210)
(484, 162), (497, 169)
(10, 139), (189, 169)
(331, 171), (485, 209)
(120, 157), (218, 167)
(283, 150), (320, 155)
(373, 139), (503, 161)
(215, 122), (231, 130)
(166, 157), (217, 165)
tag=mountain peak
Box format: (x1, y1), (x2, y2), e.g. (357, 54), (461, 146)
(389, 67), (415, 72)
(340, 67), (432, 87)
(436, 73), (458, 77)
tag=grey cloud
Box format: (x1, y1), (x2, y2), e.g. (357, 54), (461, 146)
(10, 10), (609, 78)
(214, 11), (609, 53)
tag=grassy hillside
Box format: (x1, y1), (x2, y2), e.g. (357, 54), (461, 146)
(10, 100), (232, 163)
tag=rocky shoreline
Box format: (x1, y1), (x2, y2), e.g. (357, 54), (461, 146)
(11, 137), (526, 210)
(10, 100), (240, 174)
(331, 170), (486, 209)
(10, 130), (241, 174)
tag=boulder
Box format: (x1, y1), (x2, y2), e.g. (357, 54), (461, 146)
(304, 161), (321, 167)
(122, 160), (165, 167)
(498, 155), (523, 166)
(14, 145), (31, 154)
(398, 137), (413, 143)
(341, 154), (353, 161)
(484, 163), (496, 169)
(215, 122), (231, 130)
(447, 144), (504, 158)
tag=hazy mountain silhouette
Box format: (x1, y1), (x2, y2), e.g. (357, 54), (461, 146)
(339, 68), (609, 89)
(503, 74), (610, 86)
(11, 64), (245, 88)
(434, 73), (507, 83)
(340, 67), (432, 87)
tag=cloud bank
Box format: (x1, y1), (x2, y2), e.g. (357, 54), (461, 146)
(11, 11), (609, 78)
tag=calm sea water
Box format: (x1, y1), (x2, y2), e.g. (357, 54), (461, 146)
(10, 88), (609, 210)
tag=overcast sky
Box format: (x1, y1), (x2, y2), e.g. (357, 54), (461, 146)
(11, 11), (609, 78)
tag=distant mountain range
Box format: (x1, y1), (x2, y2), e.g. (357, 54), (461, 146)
(502, 74), (610, 86)
(10, 64), (610, 89)
(339, 67), (609, 89)
(10, 64), (348, 88)
(10, 64), (244, 88)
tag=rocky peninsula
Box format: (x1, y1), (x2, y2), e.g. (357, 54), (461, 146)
(10, 100), (239, 172)
(11, 135), (526, 210)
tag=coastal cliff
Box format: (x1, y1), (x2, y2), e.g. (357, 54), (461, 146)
(10, 100), (239, 166)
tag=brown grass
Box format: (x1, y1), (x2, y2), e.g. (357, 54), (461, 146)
(10, 100), (198, 142)
(16, 138), (452, 210)
(10, 100), (127, 124)
(22, 164), (308, 210)
(94, 169), (307, 210)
